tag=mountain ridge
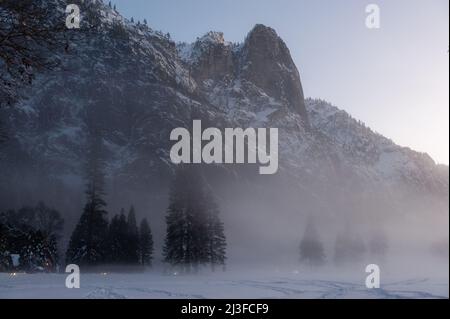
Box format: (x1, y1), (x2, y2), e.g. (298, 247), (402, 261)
(0, 0), (447, 233)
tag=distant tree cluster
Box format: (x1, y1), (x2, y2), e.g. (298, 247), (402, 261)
(299, 219), (389, 268)
(106, 207), (154, 266)
(0, 202), (64, 272)
(163, 167), (227, 273)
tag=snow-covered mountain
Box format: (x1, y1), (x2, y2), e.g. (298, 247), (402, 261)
(0, 0), (447, 246)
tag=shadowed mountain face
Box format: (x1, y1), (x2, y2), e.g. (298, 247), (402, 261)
(0, 0), (447, 262)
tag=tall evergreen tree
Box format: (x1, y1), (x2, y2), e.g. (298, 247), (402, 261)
(184, 175), (210, 272)
(139, 218), (154, 266)
(107, 214), (121, 263)
(66, 132), (109, 267)
(126, 206), (140, 263)
(163, 167), (227, 273)
(107, 211), (128, 264)
(299, 218), (325, 267)
(206, 197), (227, 271)
(163, 167), (190, 271)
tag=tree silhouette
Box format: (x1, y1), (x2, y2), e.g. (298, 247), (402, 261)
(66, 132), (109, 266)
(139, 218), (154, 266)
(299, 218), (325, 267)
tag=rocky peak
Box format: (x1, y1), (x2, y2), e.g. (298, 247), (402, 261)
(240, 24), (308, 122)
(198, 31), (226, 45)
(178, 31), (235, 82)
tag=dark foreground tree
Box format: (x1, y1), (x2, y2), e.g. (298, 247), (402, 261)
(126, 206), (139, 264)
(66, 133), (109, 267)
(139, 218), (154, 267)
(106, 211), (128, 264)
(205, 195), (227, 271)
(163, 170), (186, 270)
(299, 218), (325, 267)
(163, 167), (226, 273)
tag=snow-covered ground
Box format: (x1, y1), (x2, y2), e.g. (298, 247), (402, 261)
(0, 271), (447, 299)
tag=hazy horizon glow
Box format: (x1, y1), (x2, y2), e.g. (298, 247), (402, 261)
(113, 0), (449, 164)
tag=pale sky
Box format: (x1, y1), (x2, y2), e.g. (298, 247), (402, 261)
(113, 0), (449, 165)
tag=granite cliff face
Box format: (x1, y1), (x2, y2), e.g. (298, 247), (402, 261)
(241, 25), (308, 120)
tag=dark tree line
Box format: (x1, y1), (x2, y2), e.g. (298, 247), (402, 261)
(65, 133), (154, 269)
(105, 207), (154, 266)
(163, 167), (227, 273)
(1, 130), (228, 274)
(64, 203), (154, 269)
(0, 202), (64, 272)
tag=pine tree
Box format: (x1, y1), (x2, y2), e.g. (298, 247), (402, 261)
(66, 132), (109, 267)
(107, 214), (121, 263)
(107, 211), (128, 264)
(299, 218), (325, 267)
(206, 197), (227, 271)
(163, 168), (189, 271)
(184, 175), (210, 272)
(117, 211), (129, 263)
(126, 206), (139, 264)
(163, 167), (227, 273)
(139, 218), (153, 266)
